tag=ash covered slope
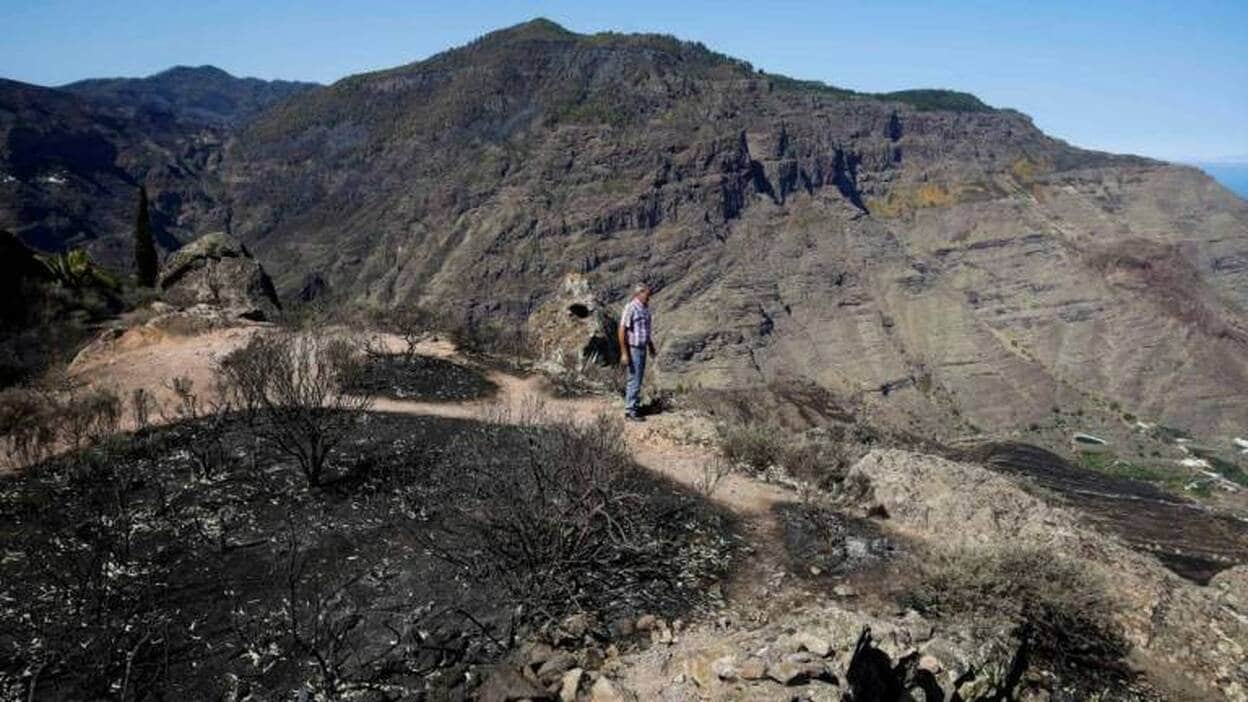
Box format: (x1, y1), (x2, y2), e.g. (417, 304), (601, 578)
(222, 19), (1247, 436)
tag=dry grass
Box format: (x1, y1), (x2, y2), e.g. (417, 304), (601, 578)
(900, 546), (1128, 675)
(717, 422), (784, 473)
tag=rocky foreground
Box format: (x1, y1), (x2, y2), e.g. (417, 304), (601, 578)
(488, 449), (1247, 702)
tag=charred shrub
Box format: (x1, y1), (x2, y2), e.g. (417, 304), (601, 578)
(217, 332), (373, 486)
(446, 316), (530, 360)
(60, 386), (122, 451)
(2, 441), (174, 701)
(426, 409), (734, 619)
(0, 386), (57, 469)
(1, 383), (123, 469)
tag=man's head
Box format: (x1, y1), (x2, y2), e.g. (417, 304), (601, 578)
(633, 282), (652, 304)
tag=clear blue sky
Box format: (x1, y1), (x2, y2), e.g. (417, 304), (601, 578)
(2, 0), (1245, 161)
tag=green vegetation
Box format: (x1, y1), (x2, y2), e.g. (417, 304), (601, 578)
(556, 92), (632, 127)
(134, 185), (158, 287)
(1194, 451), (1248, 488)
(874, 89), (994, 112)
(763, 73), (856, 99)
(36, 248), (121, 291)
(764, 74), (995, 113)
(1076, 450), (1219, 497)
(1078, 451), (1168, 481)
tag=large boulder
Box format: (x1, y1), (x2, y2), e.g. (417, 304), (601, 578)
(158, 232), (280, 320)
(527, 273), (620, 371)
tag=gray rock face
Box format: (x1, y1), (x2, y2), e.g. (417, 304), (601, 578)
(158, 232), (280, 320)
(527, 273), (621, 372)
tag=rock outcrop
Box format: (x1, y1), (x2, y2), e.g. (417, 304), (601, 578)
(849, 449), (1248, 700)
(527, 273), (620, 372)
(158, 232), (280, 320)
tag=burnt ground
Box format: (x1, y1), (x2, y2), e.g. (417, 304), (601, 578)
(966, 442), (1248, 583)
(772, 502), (893, 579)
(345, 354), (499, 401)
(0, 412), (737, 701)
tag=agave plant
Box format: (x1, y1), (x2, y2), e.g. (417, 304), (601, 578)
(36, 249), (121, 291)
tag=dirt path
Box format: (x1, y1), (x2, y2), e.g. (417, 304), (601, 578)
(374, 341), (799, 605)
(66, 327), (799, 604)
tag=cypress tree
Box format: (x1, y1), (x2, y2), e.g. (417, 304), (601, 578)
(134, 185), (157, 287)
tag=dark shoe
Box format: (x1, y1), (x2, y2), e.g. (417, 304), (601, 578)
(625, 412), (646, 422)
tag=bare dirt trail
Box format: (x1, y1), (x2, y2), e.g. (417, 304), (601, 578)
(375, 341), (800, 606)
(378, 338), (797, 519)
(70, 327), (800, 606)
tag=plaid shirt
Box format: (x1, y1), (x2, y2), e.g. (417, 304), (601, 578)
(621, 298), (652, 348)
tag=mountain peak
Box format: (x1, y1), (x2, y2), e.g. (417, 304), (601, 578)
(479, 17), (578, 44)
(154, 65), (235, 81)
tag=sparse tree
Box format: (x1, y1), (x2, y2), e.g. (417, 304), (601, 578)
(134, 185), (157, 287)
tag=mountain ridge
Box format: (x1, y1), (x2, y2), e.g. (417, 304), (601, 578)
(2, 19), (1246, 443)
(60, 64), (319, 127)
(208, 20), (1247, 442)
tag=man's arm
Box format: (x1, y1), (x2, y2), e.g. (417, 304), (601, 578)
(618, 319), (631, 367)
(647, 336), (657, 357)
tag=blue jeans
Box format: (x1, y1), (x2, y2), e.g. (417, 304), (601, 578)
(625, 345), (646, 415)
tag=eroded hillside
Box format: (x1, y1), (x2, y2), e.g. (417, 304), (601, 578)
(212, 19), (1248, 439)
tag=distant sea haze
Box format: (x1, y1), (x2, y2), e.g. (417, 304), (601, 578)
(1192, 162), (1248, 199)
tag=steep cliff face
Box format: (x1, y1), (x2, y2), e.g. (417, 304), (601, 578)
(215, 20), (1248, 437)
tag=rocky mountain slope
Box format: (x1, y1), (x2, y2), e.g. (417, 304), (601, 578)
(4, 19), (1247, 442)
(0, 67), (313, 264)
(61, 65), (317, 128)
(218, 19), (1248, 439)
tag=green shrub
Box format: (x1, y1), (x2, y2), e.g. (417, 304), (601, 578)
(1197, 452), (1248, 487)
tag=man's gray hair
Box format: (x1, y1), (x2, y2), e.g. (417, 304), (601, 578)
(633, 282), (651, 295)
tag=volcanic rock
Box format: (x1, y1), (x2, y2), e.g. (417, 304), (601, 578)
(158, 232), (280, 320)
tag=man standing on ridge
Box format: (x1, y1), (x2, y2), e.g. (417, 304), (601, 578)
(619, 283), (657, 422)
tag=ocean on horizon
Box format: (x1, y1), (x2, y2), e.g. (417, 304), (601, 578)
(1193, 163), (1248, 199)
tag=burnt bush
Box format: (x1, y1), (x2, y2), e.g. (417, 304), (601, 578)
(445, 316), (531, 360)
(1, 382), (123, 470)
(0, 386), (57, 469)
(779, 432), (852, 490)
(900, 547), (1129, 677)
(217, 332), (373, 486)
(717, 421), (852, 489)
(424, 407), (737, 620)
(1, 410), (735, 699)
